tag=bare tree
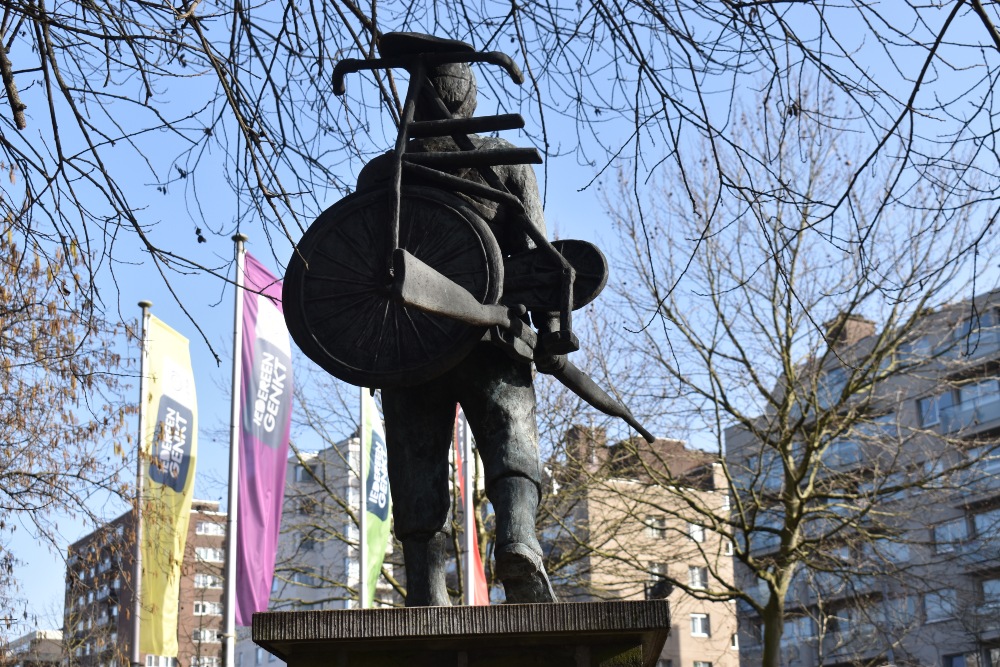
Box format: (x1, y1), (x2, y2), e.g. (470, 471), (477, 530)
(5, 0), (1000, 621)
(0, 227), (131, 631)
(596, 88), (1000, 666)
(4, 0), (1000, 333)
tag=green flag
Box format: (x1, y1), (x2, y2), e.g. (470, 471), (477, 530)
(361, 390), (392, 606)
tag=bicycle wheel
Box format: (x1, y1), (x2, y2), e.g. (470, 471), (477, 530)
(284, 186), (504, 388)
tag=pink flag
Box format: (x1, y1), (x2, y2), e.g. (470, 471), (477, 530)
(236, 254), (294, 625)
(454, 408), (490, 605)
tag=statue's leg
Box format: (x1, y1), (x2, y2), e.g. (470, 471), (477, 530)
(382, 384), (455, 607)
(490, 476), (557, 603)
(456, 346), (557, 603)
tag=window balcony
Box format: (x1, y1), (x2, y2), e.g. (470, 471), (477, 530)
(823, 439), (863, 470)
(940, 395), (1000, 435)
(820, 627), (883, 663)
(804, 574), (880, 605)
(955, 535), (1000, 569)
(972, 603), (1000, 642)
(940, 327), (1000, 363)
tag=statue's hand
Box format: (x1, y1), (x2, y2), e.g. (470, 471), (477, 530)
(534, 348), (567, 376)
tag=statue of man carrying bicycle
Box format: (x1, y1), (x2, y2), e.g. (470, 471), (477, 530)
(282, 32), (652, 607)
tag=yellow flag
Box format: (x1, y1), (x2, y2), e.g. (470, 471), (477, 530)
(140, 316), (197, 656)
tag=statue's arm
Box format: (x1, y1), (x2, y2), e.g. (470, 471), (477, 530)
(501, 161), (565, 343)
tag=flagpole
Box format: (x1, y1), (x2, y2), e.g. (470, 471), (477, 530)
(462, 415), (475, 606)
(358, 387), (368, 609)
(223, 234), (247, 667)
(132, 300), (152, 667)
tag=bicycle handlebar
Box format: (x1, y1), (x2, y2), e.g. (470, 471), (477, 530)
(333, 51), (524, 96)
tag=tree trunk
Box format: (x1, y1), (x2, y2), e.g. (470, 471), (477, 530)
(760, 594), (785, 667)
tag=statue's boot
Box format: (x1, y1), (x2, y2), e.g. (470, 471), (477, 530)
(491, 476), (557, 604)
(402, 531), (452, 606)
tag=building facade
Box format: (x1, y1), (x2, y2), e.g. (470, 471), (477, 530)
(1, 630), (62, 667)
(233, 436), (398, 667)
(551, 427), (740, 667)
(63, 500), (226, 667)
(727, 294), (1000, 666)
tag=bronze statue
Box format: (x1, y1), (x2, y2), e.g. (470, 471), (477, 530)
(282, 32), (652, 606)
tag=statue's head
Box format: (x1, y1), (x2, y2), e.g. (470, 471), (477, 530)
(417, 62), (477, 119)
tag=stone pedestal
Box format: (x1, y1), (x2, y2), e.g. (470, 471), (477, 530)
(252, 600), (670, 667)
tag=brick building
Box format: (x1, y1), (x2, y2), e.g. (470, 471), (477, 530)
(63, 500), (226, 667)
(550, 427), (740, 667)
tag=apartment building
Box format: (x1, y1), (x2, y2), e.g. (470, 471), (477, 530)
(1, 630), (62, 667)
(233, 436), (398, 667)
(63, 500), (226, 667)
(727, 294), (1000, 666)
(551, 427), (739, 667)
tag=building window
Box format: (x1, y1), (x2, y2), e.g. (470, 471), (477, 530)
(730, 633), (738, 649)
(645, 515), (667, 538)
(255, 648), (265, 666)
(724, 539), (734, 556)
(944, 654), (974, 667)
(194, 573), (223, 589)
(688, 566), (708, 590)
(957, 379), (1000, 410)
(656, 661), (672, 667)
(195, 547), (225, 563)
(295, 463), (318, 483)
(145, 657), (176, 667)
(649, 562), (667, 578)
(690, 613), (711, 637)
(693, 662), (712, 667)
(195, 522), (225, 536)
(924, 589), (957, 623)
(688, 523), (705, 543)
(971, 445), (1000, 476)
(918, 395), (940, 427)
(982, 578), (1000, 606)
(191, 659), (221, 667)
(974, 507), (1000, 537)
(934, 517), (969, 553)
(193, 629), (220, 643)
(867, 537), (910, 564)
(292, 568), (318, 587)
(193, 601), (223, 616)
(783, 615), (815, 643)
